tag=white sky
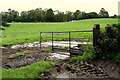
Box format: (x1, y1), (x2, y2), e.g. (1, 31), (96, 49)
(0, 0), (119, 16)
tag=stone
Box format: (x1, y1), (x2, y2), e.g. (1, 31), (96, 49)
(66, 65), (72, 71)
(0, 47), (5, 49)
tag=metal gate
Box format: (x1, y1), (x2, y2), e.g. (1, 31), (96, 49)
(40, 30), (93, 56)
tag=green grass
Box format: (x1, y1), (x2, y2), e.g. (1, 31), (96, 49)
(70, 45), (95, 62)
(0, 68), (1, 80)
(3, 56), (7, 59)
(15, 51), (28, 55)
(70, 52), (95, 62)
(2, 18), (118, 45)
(42, 48), (52, 51)
(2, 61), (55, 79)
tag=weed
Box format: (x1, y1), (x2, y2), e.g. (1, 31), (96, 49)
(3, 56), (7, 59)
(15, 51), (28, 55)
(70, 45), (96, 62)
(42, 48), (52, 51)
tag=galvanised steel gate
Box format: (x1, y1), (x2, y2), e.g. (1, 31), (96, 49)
(40, 24), (100, 57)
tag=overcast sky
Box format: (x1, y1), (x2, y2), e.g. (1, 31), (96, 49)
(0, 0), (119, 16)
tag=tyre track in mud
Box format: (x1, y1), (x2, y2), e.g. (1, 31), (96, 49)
(38, 60), (120, 79)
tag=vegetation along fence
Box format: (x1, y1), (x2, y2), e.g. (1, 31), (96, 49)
(40, 24), (100, 57)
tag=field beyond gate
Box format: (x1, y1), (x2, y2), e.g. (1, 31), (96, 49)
(2, 18), (118, 46)
(40, 30), (93, 57)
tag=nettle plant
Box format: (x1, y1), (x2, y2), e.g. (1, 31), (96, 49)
(96, 24), (120, 61)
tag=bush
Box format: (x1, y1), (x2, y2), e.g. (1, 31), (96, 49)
(70, 24), (120, 62)
(114, 53), (120, 63)
(95, 24), (120, 60)
(2, 21), (10, 27)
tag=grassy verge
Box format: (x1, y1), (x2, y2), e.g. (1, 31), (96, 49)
(2, 61), (55, 79)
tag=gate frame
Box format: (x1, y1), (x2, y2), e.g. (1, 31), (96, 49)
(40, 30), (93, 55)
(40, 24), (101, 57)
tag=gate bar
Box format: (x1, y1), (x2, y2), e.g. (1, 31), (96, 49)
(69, 32), (71, 56)
(52, 32), (54, 50)
(40, 32), (42, 50)
(41, 30), (93, 33)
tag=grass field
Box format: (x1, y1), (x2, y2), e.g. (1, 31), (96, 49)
(2, 18), (118, 45)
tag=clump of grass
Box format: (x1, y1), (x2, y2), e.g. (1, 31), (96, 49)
(15, 51), (28, 55)
(70, 45), (96, 62)
(2, 61), (55, 79)
(70, 52), (95, 62)
(42, 48), (52, 51)
(3, 56), (7, 59)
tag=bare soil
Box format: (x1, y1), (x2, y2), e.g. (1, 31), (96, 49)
(2, 46), (52, 68)
(2, 45), (68, 68)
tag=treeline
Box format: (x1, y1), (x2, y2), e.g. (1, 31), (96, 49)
(1, 8), (117, 22)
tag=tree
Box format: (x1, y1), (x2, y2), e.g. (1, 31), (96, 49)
(65, 11), (74, 21)
(20, 11), (28, 22)
(1, 11), (8, 22)
(54, 11), (66, 22)
(1, 9), (19, 22)
(45, 8), (54, 22)
(1, 7), (111, 22)
(110, 14), (117, 18)
(88, 12), (99, 18)
(35, 8), (45, 22)
(99, 8), (109, 18)
(73, 10), (82, 20)
(27, 10), (36, 22)
(7, 9), (19, 22)
(81, 12), (89, 19)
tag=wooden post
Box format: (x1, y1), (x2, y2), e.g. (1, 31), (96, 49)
(93, 24), (100, 47)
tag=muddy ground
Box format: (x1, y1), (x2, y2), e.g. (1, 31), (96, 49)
(1, 42), (120, 79)
(2, 46), (49, 68)
(38, 59), (120, 79)
(2, 44), (69, 68)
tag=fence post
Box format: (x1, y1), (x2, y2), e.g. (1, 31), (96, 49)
(93, 24), (100, 47)
(69, 32), (71, 57)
